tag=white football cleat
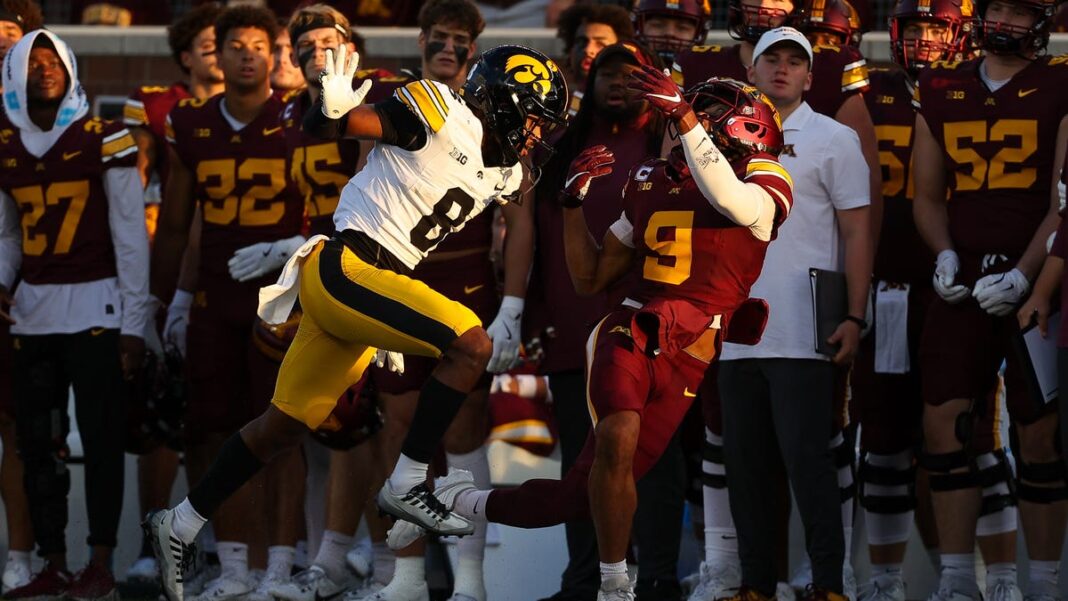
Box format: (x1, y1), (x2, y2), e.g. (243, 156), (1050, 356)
(986, 579), (1022, 601)
(377, 481), (473, 537)
(776, 582), (797, 601)
(927, 576), (982, 601)
(187, 574), (252, 601)
(598, 581), (636, 601)
(1, 560), (31, 594)
(270, 565), (356, 601)
(687, 561), (741, 601)
(857, 575), (905, 601)
(340, 576), (427, 601)
(345, 540), (373, 579)
(143, 509), (197, 601)
(248, 568), (292, 601)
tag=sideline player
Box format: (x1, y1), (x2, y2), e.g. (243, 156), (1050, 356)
(912, 0), (1068, 599)
(145, 42), (568, 601)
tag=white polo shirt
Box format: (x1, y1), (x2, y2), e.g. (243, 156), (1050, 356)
(721, 101), (870, 362)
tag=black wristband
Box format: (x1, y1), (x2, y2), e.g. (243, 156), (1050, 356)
(558, 191), (583, 209)
(844, 315), (868, 330)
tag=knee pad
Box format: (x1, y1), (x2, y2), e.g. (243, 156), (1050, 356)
(702, 430), (727, 489)
(858, 450), (916, 514)
(976, 449), (1017, 516)
(1016, 458), (1068, 504)
(918, 449), (979, 491)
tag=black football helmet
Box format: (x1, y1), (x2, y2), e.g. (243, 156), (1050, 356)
(975, 0), (1056, 55)
(125, 348), (186, 455)
(462, 45), (569, 168)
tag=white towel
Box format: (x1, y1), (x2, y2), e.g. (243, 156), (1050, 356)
(2, 30), (90, 157)
(257, 235), (329, 325)
(874, 281), (910, 374)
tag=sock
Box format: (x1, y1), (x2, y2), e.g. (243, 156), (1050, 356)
(372, 541), (395, 585)
(941, 554), (977, 590)
(1029, 560), (1059, 597)
(870, 564), (902, 581)
(6, 550), (30, 569)
(172, 498), (209, 545)
(703, 431), (738, 566)
(399, 377), (468, 464)
(187, 433), (265, 519)
(453, 488), (491, 521)
(600, 560), (628, 589)
(391, 556), (425, 587)
(389, 455), (430, 493)
(447, 446), (489, 564)
(986, 562), (1016, 585)
(267, 546), (295, 578)
(217, 542), (249, 580)
(314, 530), (353, 583)
(453, 558), (486, 601)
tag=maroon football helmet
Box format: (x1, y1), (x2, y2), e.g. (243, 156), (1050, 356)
(795, 0), (866, 46)
(669, 78), (785, 174)
(889, 0), (976, 75)
(975, 0), (1056, 55)
(727, 0), (803, 42)
(633, 0), (712, 59)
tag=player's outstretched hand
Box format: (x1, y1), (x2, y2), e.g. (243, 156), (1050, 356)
(321, 45), (373, 118)
(558, 145), (614, 209)
(228, 235), (306, 283)
(627, 64), (691, 122)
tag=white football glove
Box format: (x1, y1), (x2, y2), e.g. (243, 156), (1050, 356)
(485, 295), (524, 373)
(164, 289), (193, 357)
(933, 249), (971, 303)
(227, 235), (306, 283)
(972, 268), (1030, 316)
(374, 349), (405, 375)
(320, 45), (373, 118)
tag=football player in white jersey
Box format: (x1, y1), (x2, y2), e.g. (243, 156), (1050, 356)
(143, 43), (568, 601)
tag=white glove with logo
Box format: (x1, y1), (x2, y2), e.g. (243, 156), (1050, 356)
(486, 295), (524, 373)
(164, 289), (193, 357)
(228, 235), (306, 283)
(374, 349), (405, 375)
(933, 249), (971, 303)
(972, 268), (1030, 316)
(321, 45), (373, 118)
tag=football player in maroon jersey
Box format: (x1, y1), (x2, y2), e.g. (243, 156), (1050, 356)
(631, 0), (710, 64)
(913, 0), (1068, 599)
(556, 3), (635, 116)
(149, 6), (306, 601)
(853, 2), (1020, 600)
(271, 24), (305, 96)
(0, 30), (149, 601)
(387, 73), (792, 601)
(121, 3), (224, 587)
(0, 2), (43, 594)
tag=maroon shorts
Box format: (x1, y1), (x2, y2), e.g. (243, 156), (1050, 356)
(185, 276), (280, 442)
(0, 321), (12, 417)
(920, 293), (1047, 425)
(370, 251), (498, 395)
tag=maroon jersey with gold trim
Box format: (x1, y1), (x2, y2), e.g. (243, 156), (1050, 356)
(672, 42), (869, 117)
(866, 66), (930, 285)
(618, 153), (793, 322)
(0, 115), (138, 285)
(166, 94), (303, 279)
(124, 83), (191, 185)
(282, 90), (361, 237)
(917, 55), (1068, 261)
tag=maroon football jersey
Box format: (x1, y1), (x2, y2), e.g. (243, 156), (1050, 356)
(124, 83), (191, 186)
(917, 55), (1068, 261)
(166, 94), (304, 280)
(282, 89), (362, 237)
(534, 116), (654, 374)
(619, 153), (793, 321)
(671, 42), (869, 118)
(0, 115), (138, 285)
(865, 66), (931, 285)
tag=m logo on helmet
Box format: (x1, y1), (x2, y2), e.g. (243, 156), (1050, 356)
(505, 54), (559, 97)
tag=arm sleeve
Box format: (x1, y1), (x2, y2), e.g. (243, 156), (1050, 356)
(679, 126), (779, 241)
(608, 211), (635, 248)
(302, 100), (347, 140)
(104, 167), (151, 337)
(0, 191), (21, 289)
(376, 97), (429, 151)
(824, 126), (871, 211)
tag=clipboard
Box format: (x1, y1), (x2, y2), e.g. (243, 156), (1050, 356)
(809, 268), (848, 357)
(1011, 311), (1061, 409)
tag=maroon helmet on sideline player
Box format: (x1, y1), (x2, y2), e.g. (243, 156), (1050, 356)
(727, 0), (802, 42)
(974, 0), (1057, 54)
(889, 0), (976, 75)
(795, 0), (865, 46)
(632, 0), (712, 59)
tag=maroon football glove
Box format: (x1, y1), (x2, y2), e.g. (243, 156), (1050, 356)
(628, 64), (691, 121)
(558, 145), (615, 208)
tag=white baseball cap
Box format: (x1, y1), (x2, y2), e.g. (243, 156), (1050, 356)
(752, 27), (813, 67)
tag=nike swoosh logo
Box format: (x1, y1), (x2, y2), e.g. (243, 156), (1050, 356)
(464, 284), (484, 295)
(263, 126), (282, 136)
(564, 171), (587, 189)
(63, 151), (81, 160)
(90, 328), (106, 336)
(1018, 88), (1038, 97)
(683, 387), (697, 398)
(648, 92), (682, 104)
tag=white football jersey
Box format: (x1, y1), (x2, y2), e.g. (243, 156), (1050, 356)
(333, 79), (522, 270)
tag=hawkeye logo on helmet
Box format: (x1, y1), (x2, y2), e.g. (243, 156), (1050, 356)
(505, 54), (559, 97)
